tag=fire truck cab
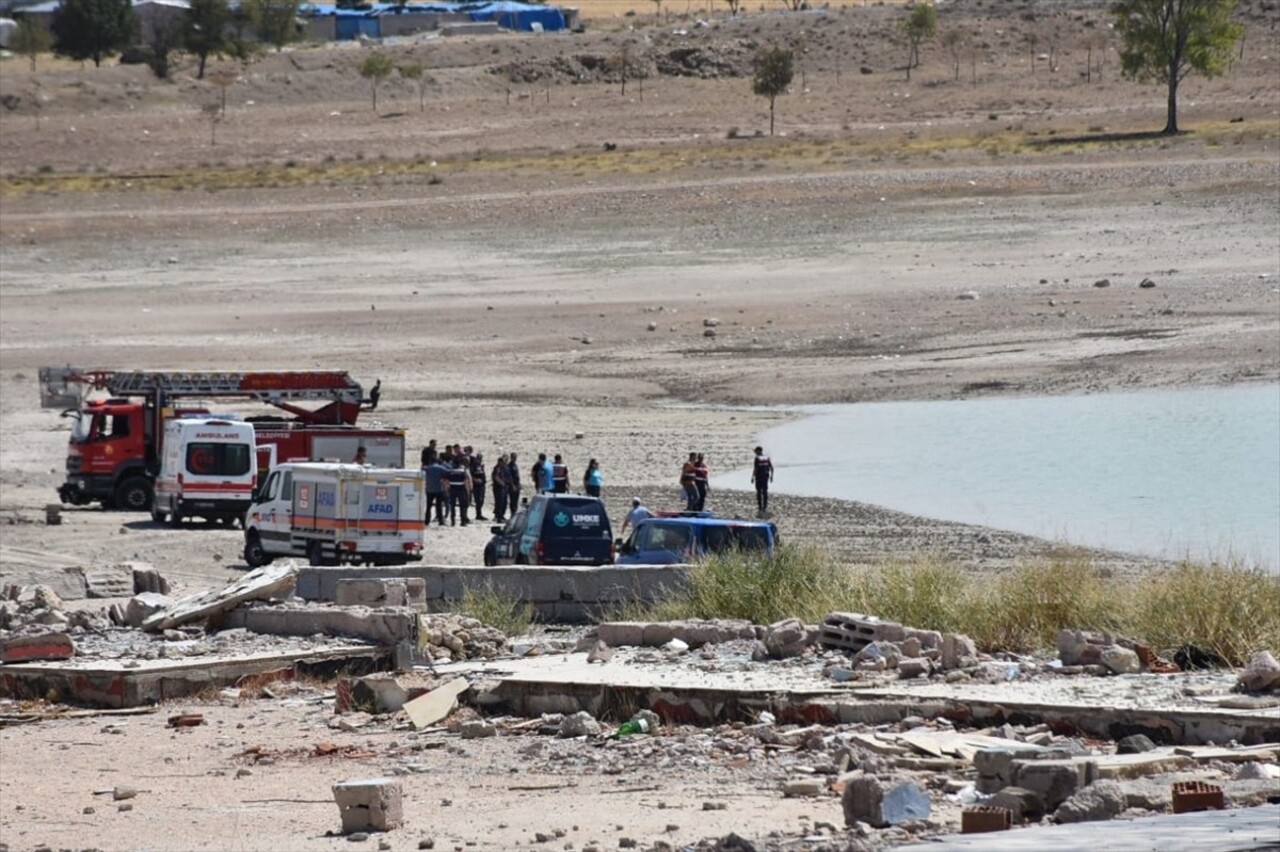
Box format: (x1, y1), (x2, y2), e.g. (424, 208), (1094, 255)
(41, 367), (389, 513)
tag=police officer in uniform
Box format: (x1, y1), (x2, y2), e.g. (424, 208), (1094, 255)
(470, 452), (488, 521)
(552, 454), (570, 494)
(751, 446), (774, 517)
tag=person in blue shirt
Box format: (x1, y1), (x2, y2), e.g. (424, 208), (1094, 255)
(533, 452), (555, 494)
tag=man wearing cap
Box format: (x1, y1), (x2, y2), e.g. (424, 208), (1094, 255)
(620, 497), (653, 537)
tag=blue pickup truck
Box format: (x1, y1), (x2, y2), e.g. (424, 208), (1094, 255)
(615, 512), (778, 565)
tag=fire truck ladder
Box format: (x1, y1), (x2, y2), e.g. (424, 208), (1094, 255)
(40, 367), (371, 412)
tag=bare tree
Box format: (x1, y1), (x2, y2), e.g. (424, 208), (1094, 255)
(941, 28), (965, 81)
(201, 101), (223, 146)
(1084, 30), (1108, 83)
(208, 67), (237, 116)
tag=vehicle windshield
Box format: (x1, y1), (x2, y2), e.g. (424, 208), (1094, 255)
(68, 412), (91, 444)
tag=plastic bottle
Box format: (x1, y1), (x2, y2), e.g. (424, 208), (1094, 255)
(614, 718), (650, 737)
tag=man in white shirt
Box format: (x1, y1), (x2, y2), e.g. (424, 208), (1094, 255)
(621, 497), (653, 536)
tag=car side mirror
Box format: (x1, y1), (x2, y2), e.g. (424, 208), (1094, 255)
(491, 525), (504, 535)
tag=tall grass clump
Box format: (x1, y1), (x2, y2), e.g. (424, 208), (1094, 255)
(1128, 561), (1280, 666)
(961, 556), (1125, 653)
(674, 543), (855, 624)
(455, 581), (534, 637)
(852, 556), (969, 634)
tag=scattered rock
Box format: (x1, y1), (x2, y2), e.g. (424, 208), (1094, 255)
(559, 711), (600, 738)
(1053, 780), (1126, 823)
(1116, 734), (1156, 754)
(843, 777), (930, 828)
(1101, 645), (1141, 675)
(1138, 278), (1156, 288)
(763, 618), (809, 659)
(1094, 278), (1111, 288)
(460, 720), (497, 739)
(956, 291), (979, 300)
(1237, 650), (1280, 693)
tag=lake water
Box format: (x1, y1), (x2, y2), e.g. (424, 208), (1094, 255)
(716, 384), (1280, 571)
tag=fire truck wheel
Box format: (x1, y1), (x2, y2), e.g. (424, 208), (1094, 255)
(243, 532), (271, 568)
(115, 477), (153, 512)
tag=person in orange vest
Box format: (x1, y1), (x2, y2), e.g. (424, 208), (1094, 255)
(680, 452), (698, 510)
(693, 452), (709, 511)
(552, 454), (570, 493)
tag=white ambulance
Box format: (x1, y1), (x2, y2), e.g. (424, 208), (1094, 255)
(153, 418), (257, 527)
(242, 462), (424, 568)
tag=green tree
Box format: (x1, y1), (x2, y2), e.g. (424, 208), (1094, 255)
(399, 61), (429, 112)
(900, 2), (937, 81)
(184, 0), (231, 79)
(51, 0), (134, 67)
(359, 51), (394, 111)
(751, 46), (793, 137)
(10, 17), (53, 72)
(245, 0), (301, 52)
(1112, 0), (1242, 134)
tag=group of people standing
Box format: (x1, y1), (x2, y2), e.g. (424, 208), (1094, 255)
(419, 439), (609, 527)
(419, 438), (777, 526)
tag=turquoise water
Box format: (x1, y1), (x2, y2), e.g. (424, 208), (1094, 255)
(717, 385), (1280, 571)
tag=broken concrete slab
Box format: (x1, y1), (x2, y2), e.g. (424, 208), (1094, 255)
(142, 564), (297, 632)
(896, 803), (1280, 851)
(0, 644), (389, 708)
(403, 678), (468, 729)
(1, 632), (75, 663)
(1011, 759), (1097, 810)
(222, 602), (415, 647)
(295, 565), (687, 623)
(595, 620), (757, 649)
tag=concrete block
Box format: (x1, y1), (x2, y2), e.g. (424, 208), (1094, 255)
(898, 636), (922, 658)
(0, 632), (74, 663)
(898, 657), (932, 679)
(942, 633), (977, 670)
(335, 579), (407, 608)
(1116, 734), (1157, 754)
(1013, 758), (1097, 810)
(402, 578), (426, 606)
(904, 628), (942, 650)
(124, 593), (172, 628)
(332, 777), (403, 833)
(641, 623), (675, 646)
(821, 612), (905, 653)
(989, 786), (1046, 823)
(975, 747), (1045, 794)
(596, 622), (646, 647)
(842, 776), (930, 828)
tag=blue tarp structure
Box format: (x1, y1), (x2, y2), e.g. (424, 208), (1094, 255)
(303, 0), (565, 38)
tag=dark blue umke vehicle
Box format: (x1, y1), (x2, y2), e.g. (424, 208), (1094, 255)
(483, 494), (614, 566)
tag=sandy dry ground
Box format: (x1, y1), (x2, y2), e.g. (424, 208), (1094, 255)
(1, 1), (1279, 849)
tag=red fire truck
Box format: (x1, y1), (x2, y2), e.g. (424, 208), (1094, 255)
(39, 367), (403, 513)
